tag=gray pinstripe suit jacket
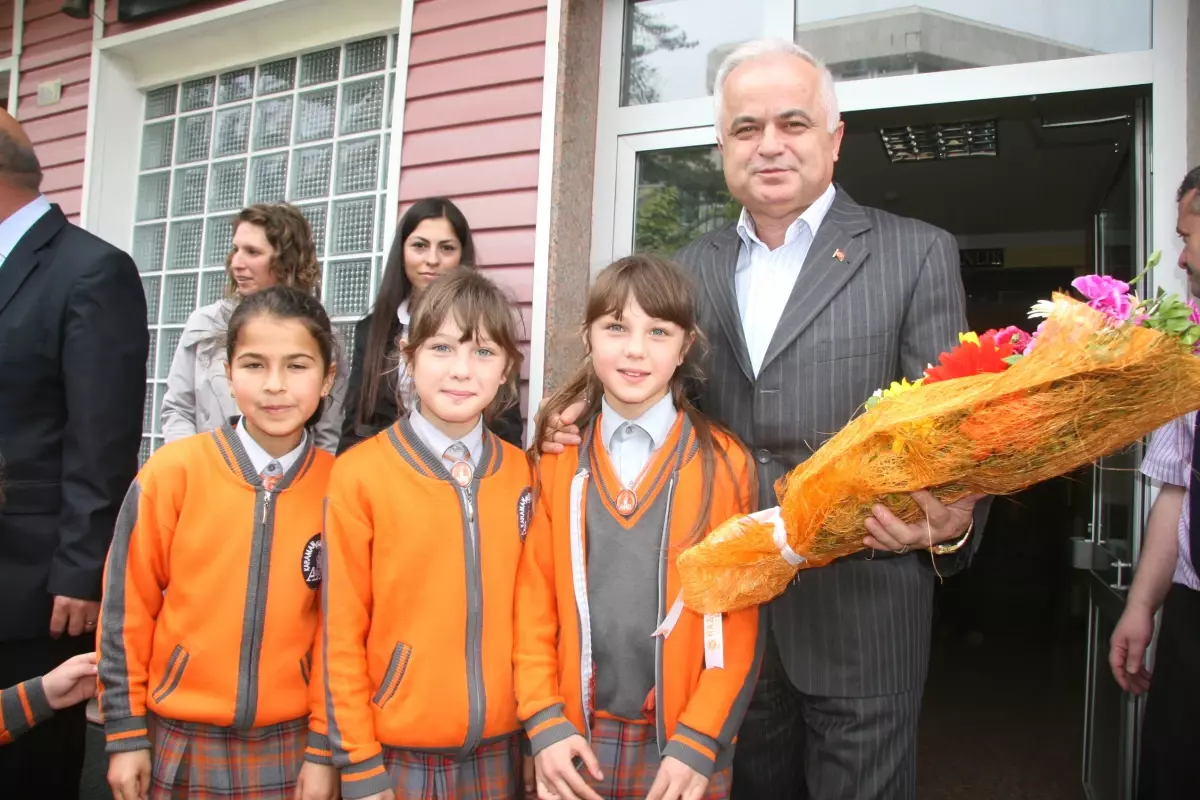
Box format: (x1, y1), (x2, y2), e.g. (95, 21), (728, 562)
(676, 187), (980, 698)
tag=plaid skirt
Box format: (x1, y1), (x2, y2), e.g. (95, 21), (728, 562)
(382, 734), (522, 800)
(148, 714), (307, 800)
(588, 717), (731, 800)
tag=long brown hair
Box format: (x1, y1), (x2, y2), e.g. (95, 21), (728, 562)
(225, 203), (321, 297)
(531, 254), (754, 545)
(359, 198), (476, 428)
(401, 268), (523, 424)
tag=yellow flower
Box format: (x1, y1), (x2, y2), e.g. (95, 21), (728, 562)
(958, 331), (980, 345)
(880, 377), (925, 400)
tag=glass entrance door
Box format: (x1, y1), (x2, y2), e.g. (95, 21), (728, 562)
(1078, 99), (1150, 800)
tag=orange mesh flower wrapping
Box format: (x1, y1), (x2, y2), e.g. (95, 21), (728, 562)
(677, 294), (1200, 614)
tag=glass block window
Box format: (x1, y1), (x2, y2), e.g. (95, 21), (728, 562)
(132, 34), (398, 461)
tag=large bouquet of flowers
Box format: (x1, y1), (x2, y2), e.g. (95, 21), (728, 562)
(678, 254), (1200, 614)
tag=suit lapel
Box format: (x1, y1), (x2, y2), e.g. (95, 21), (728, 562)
(759, 190), (872, 372)
(697, 224), (755, 383)
(0, 205), (68, 318)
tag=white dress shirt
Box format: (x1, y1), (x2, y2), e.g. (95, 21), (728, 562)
(409, 407), (484, 471)
(0, 195), (52, 269)
(735, 183), (837, 376)
(394, 298), (417, 411)
(599, 394), (678, 488)
(234, 417), (308, 478)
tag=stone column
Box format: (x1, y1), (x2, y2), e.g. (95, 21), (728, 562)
(541, 0), (604, 394)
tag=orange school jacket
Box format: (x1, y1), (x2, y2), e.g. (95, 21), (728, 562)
(97, 425), (333, 753)
(313, 418), (532, 798)
(514, 412), (765, 778)
(0, 679), (54, 745)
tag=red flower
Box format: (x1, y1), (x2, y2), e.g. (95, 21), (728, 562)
(924, 332), (1015, 384)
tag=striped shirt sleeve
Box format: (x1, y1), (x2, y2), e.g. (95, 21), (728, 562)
(0, 678), (54, 745)
(1141, 413), (1193, 487)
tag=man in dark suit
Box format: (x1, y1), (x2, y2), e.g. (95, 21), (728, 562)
(548, 39), (983, 799)
(0, 109), (147, 797)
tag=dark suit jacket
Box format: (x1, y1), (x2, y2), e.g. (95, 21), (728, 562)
(676, 188), (983, 697)
(338, 313), (525, 454)
(0, 205), (148, 642)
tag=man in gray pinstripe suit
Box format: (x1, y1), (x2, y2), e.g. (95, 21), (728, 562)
(684, 40), (983, 800)
(549, 38), (984, 800)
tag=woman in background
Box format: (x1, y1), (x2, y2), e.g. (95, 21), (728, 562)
(160, 203), (346, 453)
(338, 197), (525, 453)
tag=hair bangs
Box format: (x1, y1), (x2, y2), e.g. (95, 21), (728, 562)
(587, 254), (696, 331)
(403, 268), (525, 420)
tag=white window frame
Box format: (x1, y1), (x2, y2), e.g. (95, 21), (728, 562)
(591, 0), (1189, 296)
(82, 0), (411, 255)
(80, 0), (412, 457)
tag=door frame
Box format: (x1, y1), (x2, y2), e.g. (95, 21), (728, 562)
(1079, 106), (1152, 797)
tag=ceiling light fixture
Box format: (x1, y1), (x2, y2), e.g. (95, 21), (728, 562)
(879, 119), (998, 163)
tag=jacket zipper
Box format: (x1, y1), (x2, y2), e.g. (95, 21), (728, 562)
(459, 484), (485, 758)
(235, 488), (272, 728)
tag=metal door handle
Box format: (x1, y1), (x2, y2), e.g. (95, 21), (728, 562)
(1110, 560), (1133, 590)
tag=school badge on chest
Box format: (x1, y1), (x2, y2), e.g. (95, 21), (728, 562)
(517, 487), (533, 542)
(450, 461), (473, 488)
(615, 489), (637, 517)
(301, 534), (322, 589)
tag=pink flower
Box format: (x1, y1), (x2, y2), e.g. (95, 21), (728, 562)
(1072, 274), (1134, 322)
(1072, 274), (1130, 300)
(1023, 321), (1046, 355)
(1189, 299), (1200, 325)
(992, 326), (1032, 353)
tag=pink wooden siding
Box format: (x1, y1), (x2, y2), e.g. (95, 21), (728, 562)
(17, 0), (91, 221)
(8, 0), (252, 223)
(400, 0), (546, 412)
(0, 0), (14, 59)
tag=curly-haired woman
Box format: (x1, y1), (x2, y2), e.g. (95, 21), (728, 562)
(160, 203), (345, 452)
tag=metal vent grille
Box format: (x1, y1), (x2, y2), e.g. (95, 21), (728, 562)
(879, 120), (998, 163)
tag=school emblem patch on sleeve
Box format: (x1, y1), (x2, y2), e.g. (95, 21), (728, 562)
(517, 488), (533, 543)
(301, 534), (322, 589)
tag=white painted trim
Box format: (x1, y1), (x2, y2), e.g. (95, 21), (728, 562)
(836, 50), (1153, 113)
(78, 0), (107, 225)
(83, 54), (145, 244)
(382, 0), (415, 259)
(95, 0), (400, 89)
(609, 51), (1154, 137)
(602, 127), (717, 270)
(81, 0), (400, 239)
(78, 59), (104, 227)
(94, 0), (106, 40)
(7, 0), (23, 117)
(98, 0), (311, 50)
(80, 49), (141, 239)
(1148, 0), (1190, 300)
(587, 0), (628, 295)
(525, 0), (566, 442)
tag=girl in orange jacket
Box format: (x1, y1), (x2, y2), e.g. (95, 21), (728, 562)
(98, 286), (339, 800)
(517, 254), (765, 800)
(314, 269), (531, 800)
